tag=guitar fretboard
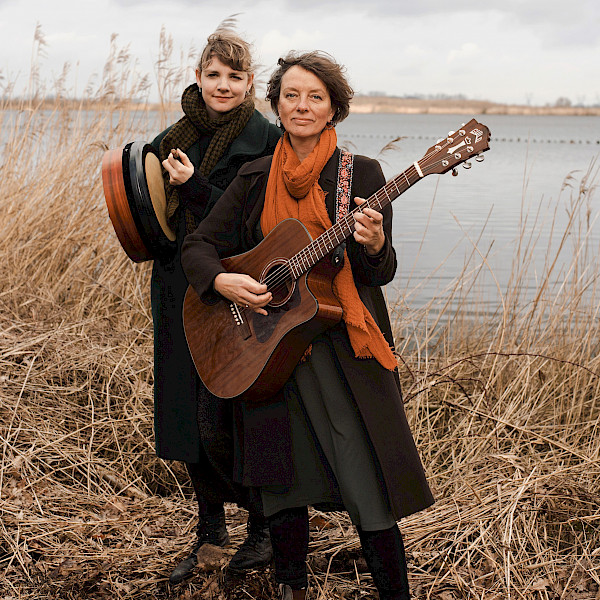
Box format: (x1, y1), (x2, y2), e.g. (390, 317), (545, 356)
(287, 164), (422, 279)
(282, 116), (491, 279)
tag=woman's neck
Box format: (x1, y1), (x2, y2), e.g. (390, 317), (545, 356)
(205, 105), (220, 120)
(288, 133), (321, 162)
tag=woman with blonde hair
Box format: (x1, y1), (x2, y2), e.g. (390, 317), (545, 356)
(181, 51), (433, 599)
(150, 26), (281, 584)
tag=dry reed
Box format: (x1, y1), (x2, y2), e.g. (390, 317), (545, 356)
(1, 30), (599, 600)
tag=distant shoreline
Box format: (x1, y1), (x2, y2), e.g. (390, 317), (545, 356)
(5, 96), (600, 116)
(349, 96), (600, 116)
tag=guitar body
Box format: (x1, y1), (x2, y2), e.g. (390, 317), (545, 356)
(183, 118), (492, 402)
(183, 218), (343, 402)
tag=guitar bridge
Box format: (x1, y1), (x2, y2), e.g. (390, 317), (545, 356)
(230, 303), (252, 340)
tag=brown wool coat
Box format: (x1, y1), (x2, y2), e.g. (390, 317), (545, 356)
(181, 149), (434, 519)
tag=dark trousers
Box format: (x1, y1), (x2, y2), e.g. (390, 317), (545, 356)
(187, 392), (264, 519)
(268, 507), (410, 599)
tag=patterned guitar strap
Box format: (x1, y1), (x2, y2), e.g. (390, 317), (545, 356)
(302, 149), (355, 362)
(331, 149), (354, 266)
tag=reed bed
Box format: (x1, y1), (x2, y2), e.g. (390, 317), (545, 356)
(2, 34), (600, 600)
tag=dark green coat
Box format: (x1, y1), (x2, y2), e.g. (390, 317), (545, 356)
(151, 110), (281, 462)
(181, 149), (434, 519)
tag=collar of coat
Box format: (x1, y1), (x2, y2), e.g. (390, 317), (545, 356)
(239, 146), (340, 204)
(209, 110), (281, 175)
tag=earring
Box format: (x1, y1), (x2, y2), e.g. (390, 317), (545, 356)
(326, 120), (334, 130)
(276, 117), (282, 128)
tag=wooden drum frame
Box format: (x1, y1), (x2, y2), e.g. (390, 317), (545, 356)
(101, 141), (176, 262)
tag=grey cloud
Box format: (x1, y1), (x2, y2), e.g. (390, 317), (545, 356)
(106, 0), (600, 48)
(277, 0), (599, 46)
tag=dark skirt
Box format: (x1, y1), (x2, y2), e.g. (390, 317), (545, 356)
(261, 329), (397, 531)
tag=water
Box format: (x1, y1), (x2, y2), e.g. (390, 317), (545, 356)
(336, 113), (600, 311)
(4, 108), (598, 313)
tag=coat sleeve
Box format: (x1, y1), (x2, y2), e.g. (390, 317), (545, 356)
(151, 126), (215, 222)
(346, 156), (397, 287)
(181, 172), (253, 303)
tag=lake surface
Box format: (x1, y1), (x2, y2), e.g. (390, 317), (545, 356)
(4, 108), (598, 314)
(336, 113), (600, 312)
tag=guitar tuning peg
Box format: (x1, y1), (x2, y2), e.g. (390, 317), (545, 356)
(452, 168), (458, 177)
(462, 161), (472, 169)
(448, 130), (455, 136)
(475, 154), (485, 162)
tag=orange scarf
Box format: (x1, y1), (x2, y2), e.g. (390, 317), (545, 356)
(261, 129), (397, 371)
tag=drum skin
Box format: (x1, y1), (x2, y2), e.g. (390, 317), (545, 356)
(101, 142), (176, 263)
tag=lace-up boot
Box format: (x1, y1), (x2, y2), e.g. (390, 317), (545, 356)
(169, 511), (229, 584)
(227, 514), (273, 572)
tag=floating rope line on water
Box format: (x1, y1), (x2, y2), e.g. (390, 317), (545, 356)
(342, 133), (600, 144)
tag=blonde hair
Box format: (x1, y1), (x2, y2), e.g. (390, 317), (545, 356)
(198, 29), (255, 96)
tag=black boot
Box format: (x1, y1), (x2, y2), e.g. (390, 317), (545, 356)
(357, 524), (410, 600)
(279, 584), (307, 600)
(169, 511), (229, 584)
(268, 506), (309, 590)
(227, 513), (273, 573)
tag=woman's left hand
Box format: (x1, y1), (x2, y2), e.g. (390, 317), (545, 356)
(162, 148), (194, 185)
(353, 197), (385, 255)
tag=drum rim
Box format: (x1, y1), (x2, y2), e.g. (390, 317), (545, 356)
(102, 145), (151, 263)
(143, 150), (177, 243)
(102, 141), (178, 263)
(125, 142), (177, 257)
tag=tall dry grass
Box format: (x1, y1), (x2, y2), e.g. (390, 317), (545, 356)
(1, 29), (600, 600)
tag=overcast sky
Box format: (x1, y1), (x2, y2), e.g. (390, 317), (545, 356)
(1, 0), (599, 106)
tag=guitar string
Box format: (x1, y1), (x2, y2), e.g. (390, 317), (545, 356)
(285, 161), (422, 279)
(244, 152), (463, 305)
(286, 129), (478, 276)
(259, 153), (448, 289)
(239, 131), (483, 309)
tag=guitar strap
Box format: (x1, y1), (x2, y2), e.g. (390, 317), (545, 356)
(331, 149), (354, 266)
(335, 149), (354, 222)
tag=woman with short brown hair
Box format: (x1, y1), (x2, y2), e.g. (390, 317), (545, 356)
(266, 50), (353, 126)
(182, 50), (433, 599)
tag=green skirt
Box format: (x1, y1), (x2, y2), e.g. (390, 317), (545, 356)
(261, 330), (396, 531)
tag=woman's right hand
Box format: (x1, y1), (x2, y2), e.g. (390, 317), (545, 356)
(162, 148), (194, 185)
(214, 273), (272, 315)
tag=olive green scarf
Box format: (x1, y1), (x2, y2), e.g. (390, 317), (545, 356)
(159, 83), (254, 231)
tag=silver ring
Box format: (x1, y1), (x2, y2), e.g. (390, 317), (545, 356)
(245, 304), (249, 308)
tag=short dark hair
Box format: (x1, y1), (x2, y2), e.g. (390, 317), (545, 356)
(266, 51), (354, 127)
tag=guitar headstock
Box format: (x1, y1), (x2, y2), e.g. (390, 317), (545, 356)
(418, 118), (491, 176)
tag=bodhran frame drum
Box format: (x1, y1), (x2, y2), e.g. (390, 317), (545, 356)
(101, 141), (176, 262)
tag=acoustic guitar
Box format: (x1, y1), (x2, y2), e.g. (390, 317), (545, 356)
(183, 118), (491, 401)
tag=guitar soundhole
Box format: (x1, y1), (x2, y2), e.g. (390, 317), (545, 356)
(260, 259), (295, 308)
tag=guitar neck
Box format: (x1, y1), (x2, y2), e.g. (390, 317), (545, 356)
(286, 117), (491, 279)
(288, 163), (422, 278)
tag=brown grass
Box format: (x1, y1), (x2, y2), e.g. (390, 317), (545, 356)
(1, 30), (600, 600)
